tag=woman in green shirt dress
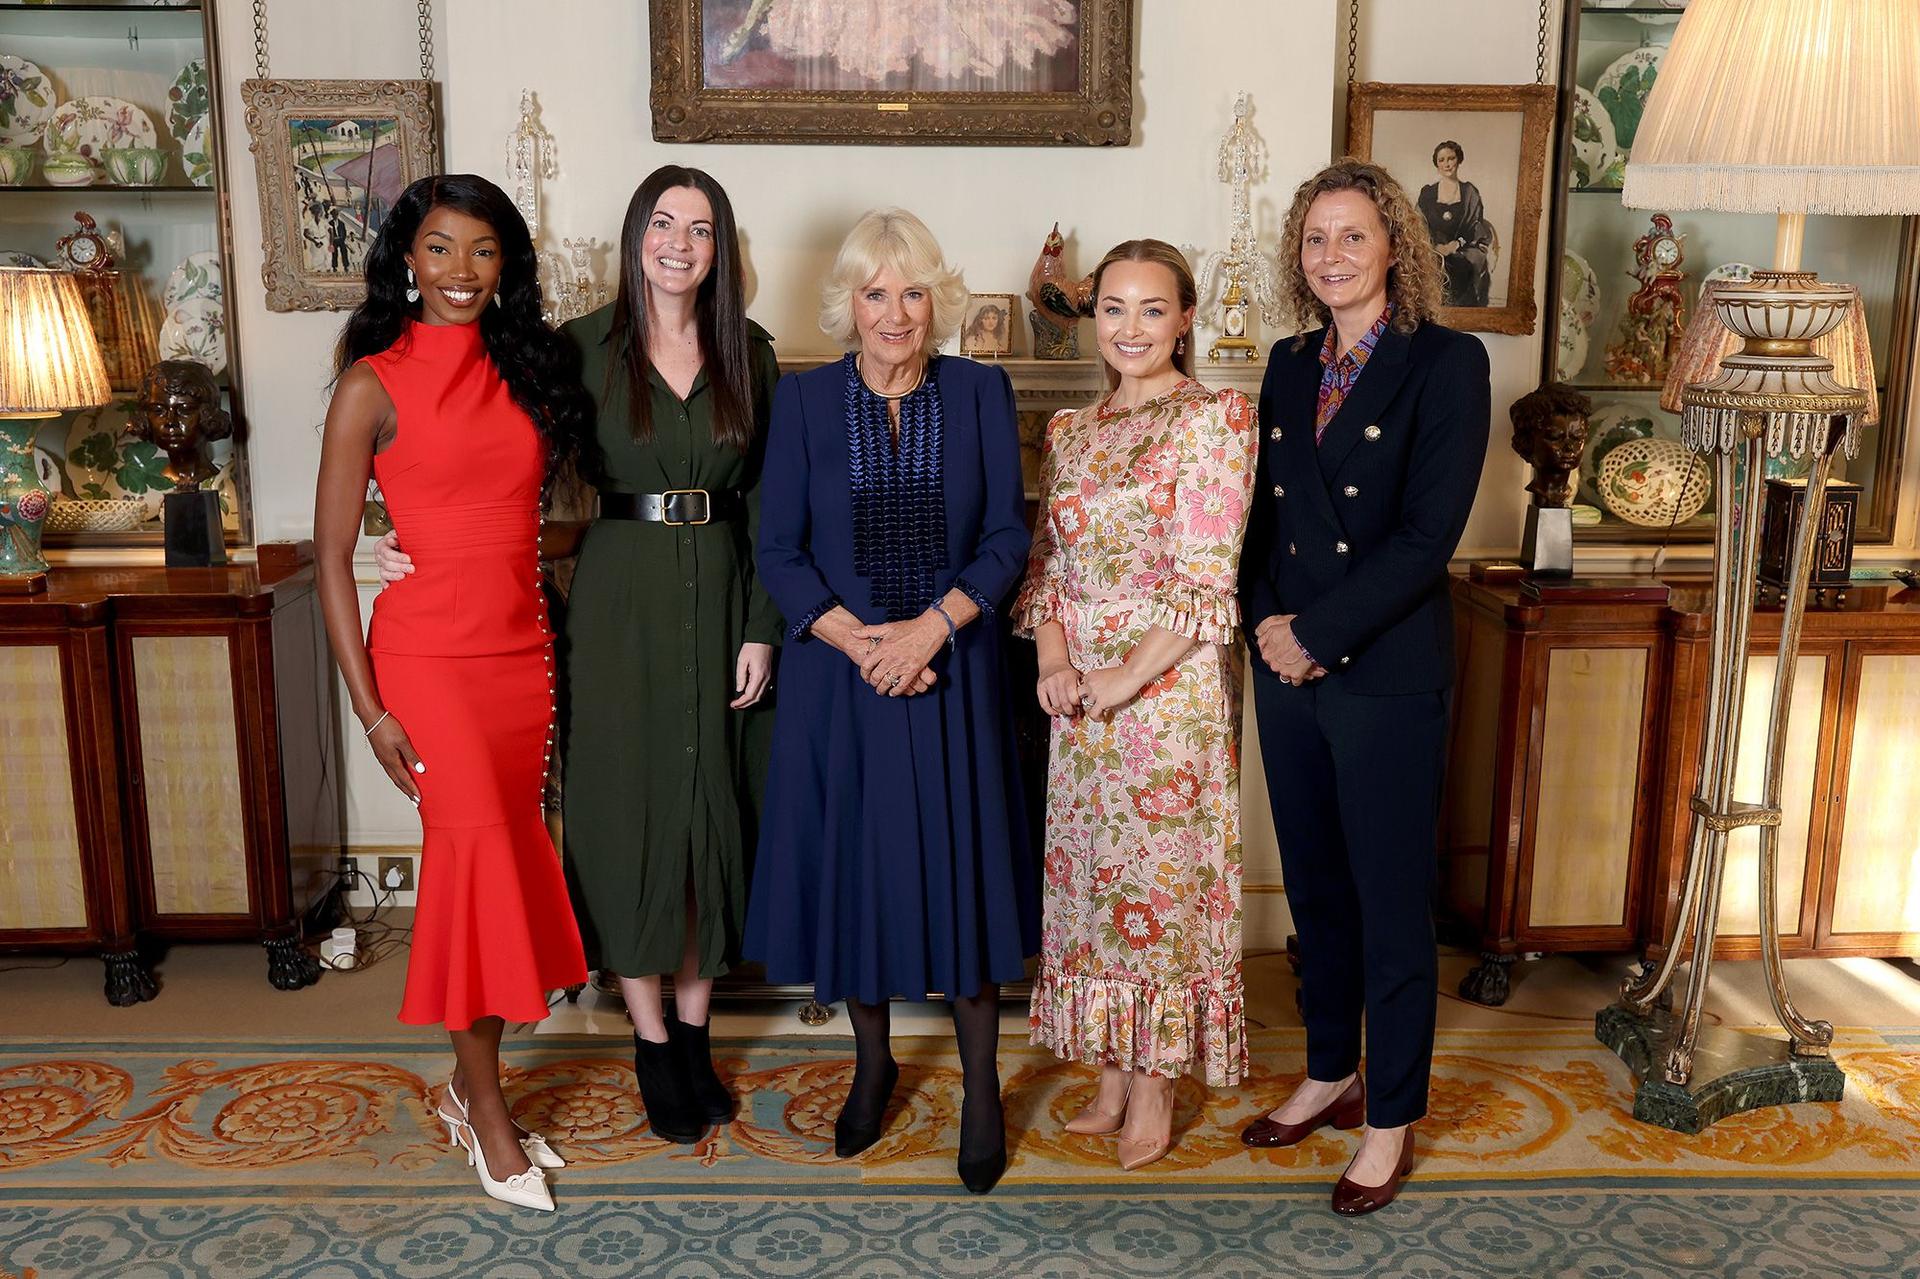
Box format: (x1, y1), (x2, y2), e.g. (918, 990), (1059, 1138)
(375, 165), (779, 1145)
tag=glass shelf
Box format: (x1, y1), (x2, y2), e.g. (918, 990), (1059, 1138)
(0, 7), (203, 38)
(0, 183), (214, 194)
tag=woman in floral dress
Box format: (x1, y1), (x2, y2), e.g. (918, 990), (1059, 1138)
(1014, 239), (1256, 1171)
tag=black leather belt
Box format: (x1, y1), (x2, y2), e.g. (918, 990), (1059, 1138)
(599, 488), (745, 525)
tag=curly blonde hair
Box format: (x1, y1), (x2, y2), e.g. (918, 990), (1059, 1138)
(818, 208), (968, 354)
(1276, 158), (1442, 347)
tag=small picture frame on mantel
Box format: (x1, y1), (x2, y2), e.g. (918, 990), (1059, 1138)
(960, 293), (1018, 358)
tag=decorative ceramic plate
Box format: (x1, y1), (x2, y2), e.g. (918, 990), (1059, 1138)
(1563, 250), (1600, 327)
(158, 293), (227, 373)
(1580, 402), (1657, 507)
(166, 59), (208, 141)
(63, 401), (168, 513)
(1599, 437), (1712, 527)
(33, 446), (66, 495)
(179, 112), (213, 187)
(1705, 261), (1755, 284)
(0, 54), (57, 145)
(1597, 47), (1663, 154)
(0, 248), (45, 267)
(1556, 299), (1590, 383)
(44, 497), (149, 533)
(162, 249), (223, 310)
(1570, 86), (1619, 189)
(43, 96), (158, 165)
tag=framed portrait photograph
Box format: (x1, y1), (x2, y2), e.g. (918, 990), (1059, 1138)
(241, 79), (439, 312)
(960, 293), (1018, 357)
(650, 0), (1133, 145)
(1346, 83), (1554, 336)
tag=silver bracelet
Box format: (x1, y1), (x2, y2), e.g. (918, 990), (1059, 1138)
(363, 710), (390, 738)
(931, 602), (957, 648)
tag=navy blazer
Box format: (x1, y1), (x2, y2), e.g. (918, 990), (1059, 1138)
(1239, 320), (1490, 695)
(756, 354), (1032, 634)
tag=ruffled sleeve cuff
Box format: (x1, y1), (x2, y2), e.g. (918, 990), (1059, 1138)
(787, 595), (840, 643)
(1008, 573), (1064, 639)
(1142, 575), (1242, 645)
(954, 575), (997, 625)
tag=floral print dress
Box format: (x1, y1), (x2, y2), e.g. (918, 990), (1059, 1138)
(1013, 379), (1256, 1085)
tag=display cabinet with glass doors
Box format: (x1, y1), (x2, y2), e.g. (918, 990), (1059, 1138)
(1544, 1), (1915, 545)
(0, 0), (250, 551)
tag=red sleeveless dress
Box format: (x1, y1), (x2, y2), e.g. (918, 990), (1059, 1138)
(362, 319), (587, 1029)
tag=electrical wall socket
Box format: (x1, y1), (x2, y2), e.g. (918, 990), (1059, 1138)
(377, 856), (415, 893)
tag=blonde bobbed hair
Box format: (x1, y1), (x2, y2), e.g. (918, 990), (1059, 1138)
(819, 207), (968, 354)
(1277, 158), (1443, 348)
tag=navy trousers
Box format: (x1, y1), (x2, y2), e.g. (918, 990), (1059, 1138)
(1250, 664), (1450, 1128)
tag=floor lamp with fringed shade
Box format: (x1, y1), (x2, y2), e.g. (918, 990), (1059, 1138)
(1596, 0), (1920, 1132)
(0, 268), (111, 595)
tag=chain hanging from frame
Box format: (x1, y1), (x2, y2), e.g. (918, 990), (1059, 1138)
(1346, 0), (1552, 85)
(252, 0), (435, 81)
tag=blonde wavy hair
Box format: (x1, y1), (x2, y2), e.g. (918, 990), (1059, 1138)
(1276, 158), (1442, 347)
(819, 208), (968, 354)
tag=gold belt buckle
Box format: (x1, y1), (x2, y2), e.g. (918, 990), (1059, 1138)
(661, 488), (711, 526)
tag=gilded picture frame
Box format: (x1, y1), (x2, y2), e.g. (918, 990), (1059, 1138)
(650, 0), (1134, 146)
(241, 79), (439, 312)
(1346, 82), (1555, 336)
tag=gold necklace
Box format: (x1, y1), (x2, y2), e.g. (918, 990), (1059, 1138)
(856, 355), (927, 401)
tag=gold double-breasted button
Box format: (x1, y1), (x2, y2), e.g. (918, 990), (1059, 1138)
(1339, 656), (1350, 666)
(1273, 484), (1285, 497)
(1269, 427), (1282, 441)
(1335, 541), (1349, 554)
(1363, 425), (1382, 442)
(1343, 485), (1359, 497)
(1288, 541), (1298, 555)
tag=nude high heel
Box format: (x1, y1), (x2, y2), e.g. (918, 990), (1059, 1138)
(1064, 1074), (1133, 1135)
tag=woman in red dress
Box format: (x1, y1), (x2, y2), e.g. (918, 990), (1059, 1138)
(315, 174), (594, 1212)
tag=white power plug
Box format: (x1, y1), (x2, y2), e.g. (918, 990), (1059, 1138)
(320, 926), (358, 971)
(384, 864), (406, 890)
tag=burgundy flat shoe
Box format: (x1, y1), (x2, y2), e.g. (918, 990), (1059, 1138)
(1331, 1128), (1415, 1216)
(1239, 1075), (1365, 1148)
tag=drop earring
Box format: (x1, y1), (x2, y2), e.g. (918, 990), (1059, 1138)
(405, 267), (419, 304)
(492, 290), (502, 308)
(1176, 333), (1187, 355)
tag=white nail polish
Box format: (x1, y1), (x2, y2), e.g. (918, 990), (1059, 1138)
(413, 761), (426, 774)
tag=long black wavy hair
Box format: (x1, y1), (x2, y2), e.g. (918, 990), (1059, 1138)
(332, 173), (594, 499)
(607, 165), (757, 452)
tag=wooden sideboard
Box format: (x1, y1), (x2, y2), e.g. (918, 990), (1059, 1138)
(0, 544), (342, 1003)
(1443, 574), (1920, 1004)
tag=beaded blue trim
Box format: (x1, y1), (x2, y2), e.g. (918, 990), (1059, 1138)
(844, 352), (948, 622)
(953, 575), (994, 624)
(788, 594), (840, 642)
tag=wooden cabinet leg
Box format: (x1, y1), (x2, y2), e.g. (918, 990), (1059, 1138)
(102, 948), (157, 1006)
(1459, 953), (1515, 1006)
(264, 936), (322, 990)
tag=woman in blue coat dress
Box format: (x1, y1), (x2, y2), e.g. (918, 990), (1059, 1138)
(747, 208), (1038, 1195)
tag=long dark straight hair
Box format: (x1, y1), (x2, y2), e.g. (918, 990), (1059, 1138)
(607, 165), (756, 452)
(332, 173), (593, 498)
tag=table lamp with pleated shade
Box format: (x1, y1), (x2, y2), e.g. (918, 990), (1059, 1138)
(0, 267), (112, 592)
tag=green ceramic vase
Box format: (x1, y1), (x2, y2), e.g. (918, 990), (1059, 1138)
(0, 417), (55, 577)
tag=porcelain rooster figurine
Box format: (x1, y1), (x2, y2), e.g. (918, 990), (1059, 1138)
(1026, 223), (1094, 359)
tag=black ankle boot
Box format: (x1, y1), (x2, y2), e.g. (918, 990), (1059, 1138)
(957, 1092), (1007, 1194)
(834, 1058), (899, 1158)
(632, 1032), (705, 1144)
(669, 1018), (734, 1123)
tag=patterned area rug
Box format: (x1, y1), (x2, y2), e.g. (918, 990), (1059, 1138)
(4, 1027), (1919, 1278)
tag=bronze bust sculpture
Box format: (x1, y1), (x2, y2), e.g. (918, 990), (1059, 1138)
(129, 359), (232, 492)
(1509, 382), (1593, 510)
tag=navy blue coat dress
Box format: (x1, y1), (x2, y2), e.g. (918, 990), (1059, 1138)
(745, 353), (1039, 1006)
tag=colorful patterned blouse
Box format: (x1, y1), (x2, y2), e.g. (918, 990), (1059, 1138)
(1315, 305), (1394, 442)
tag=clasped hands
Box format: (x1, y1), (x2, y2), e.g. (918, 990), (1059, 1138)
(819, 607), (943, 697)
(1255, 614), (1327, 687)
(1036, 660), (1141, 722)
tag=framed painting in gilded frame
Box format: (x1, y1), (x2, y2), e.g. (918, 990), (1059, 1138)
(651, 0), (1133, 145)
(241, 79), (439, 312)
(1346, 82), (1554, 335)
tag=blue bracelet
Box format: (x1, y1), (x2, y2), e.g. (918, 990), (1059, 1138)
(931, 602), (957, 648)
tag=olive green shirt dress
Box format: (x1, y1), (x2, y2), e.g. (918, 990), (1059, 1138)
(559, 304), (781, 978)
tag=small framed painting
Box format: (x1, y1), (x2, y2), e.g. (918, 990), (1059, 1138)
(960, 293), (1018, 357)
(241, 79), (439, 312)
(1346, 82), (1555, 336)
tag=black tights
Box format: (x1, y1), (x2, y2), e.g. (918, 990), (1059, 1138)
(843, 985), (1003, 1152)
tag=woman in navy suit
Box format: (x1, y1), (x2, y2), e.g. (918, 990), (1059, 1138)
(747, 208), (1037, 1195)
(1236, 160), (1490, 1215)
